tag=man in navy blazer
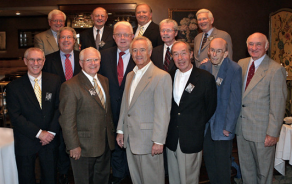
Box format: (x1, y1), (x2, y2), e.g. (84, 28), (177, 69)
(200, 38), (242, 184)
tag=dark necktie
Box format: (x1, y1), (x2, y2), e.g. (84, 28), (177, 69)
(65, 54), (73, 80)
(117, 52), (125, 86)
(201, 33), (208, 50)
(245, 61), (255, 90)
(163, 47), (171, 71)
(95, 29), (100, 50)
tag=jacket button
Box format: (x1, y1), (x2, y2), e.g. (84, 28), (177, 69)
(128, 114), (130, 117)
(178, 113), (180, 115)
(242, 105), (245, 107)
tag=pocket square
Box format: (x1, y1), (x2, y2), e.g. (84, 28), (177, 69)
(185, 83), (195, 93)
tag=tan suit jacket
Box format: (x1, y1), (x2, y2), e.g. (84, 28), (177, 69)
(236, 55), (287, 142)
(117, 62), (172, 154)
(59, 71), (115, 157)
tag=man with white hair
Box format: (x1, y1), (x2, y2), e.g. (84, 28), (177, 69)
(193, 9), (233, 67)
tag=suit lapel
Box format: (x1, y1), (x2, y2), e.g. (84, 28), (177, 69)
(123, 57), (135, 85)
(73, 51), (81, 76)
(52, 51), (66, 82)
(89, 28), (96, 48)
(41, 73), (49, 113)
(101, 26), (110, 42)
(201, 28), (217, 52)
(97, 74), (109, 110)
(124, 72), (135, 110)
(143, 22), (154, 37)
(46, 30), (58, 52)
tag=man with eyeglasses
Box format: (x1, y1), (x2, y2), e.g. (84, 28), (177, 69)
(34, 9), (78, 56)
(59, 47), (115, 184)
(43, 26), (81, 184)
(200, 38), (242, 184)
(194, 9), (233, 67)
(99, 21), (135, 184)
(6, 47), (61, 184)
(151, 19), (178, 73)
(80, 7), (116, 51)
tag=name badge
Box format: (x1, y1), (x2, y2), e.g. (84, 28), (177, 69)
(185, 83), (195, 93)
(45, 92), (52, 102)
(216, 77), (223, 86)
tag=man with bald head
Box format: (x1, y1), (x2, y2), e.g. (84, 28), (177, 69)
(80, 7), (116, 51)
(236, 32), (287, 184)
(200, 38), (242, 184)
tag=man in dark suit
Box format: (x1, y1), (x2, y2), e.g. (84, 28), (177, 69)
(43, 26), (81, 184)
(59, 47), (115, 184)
(6, 47), (61, 184)
(99, 21), (135, 184)
(200, 38), (242, 184)
(133, 3), (163, 48)
(151, 18), (178, 72)
(165, 41), (217, 184)
(80, 7), (116, 51)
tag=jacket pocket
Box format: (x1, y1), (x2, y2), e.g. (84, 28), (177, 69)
(78, 131), (91, 138)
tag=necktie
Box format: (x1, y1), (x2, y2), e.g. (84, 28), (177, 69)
(245, 61), (255, 90)
(34, 78), (42, 109)
(163, 47), (171, 71)
(201, 33), (208, 50)
(65, 54), (73, 80)
(93, 78), (105, 108)
(95, 29), (100, 50)
(138, 26), (144, 36)
(117, 52), (125, 86)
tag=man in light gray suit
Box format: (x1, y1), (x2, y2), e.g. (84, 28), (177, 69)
(236, 32), (287, 184)
(193, 9), (232, 67)
(116, 36), (172, 184)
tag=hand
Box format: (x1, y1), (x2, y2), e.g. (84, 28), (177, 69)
(264, 135), (278, 147)
(116, 134), (124, 148)
(223, 130), (230, 137)
(151, 143), (163, 156)
(39, 130), (54, 146)
(70, 147), (81, 160)
(201, 58), (209, 64)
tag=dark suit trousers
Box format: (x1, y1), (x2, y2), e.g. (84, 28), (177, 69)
(70, 142), (111, 184)
(16, 145), (58, 184)
(111, 135), (129, 178)
(203, 126), (233, 184)
(57, 129), (70, 175)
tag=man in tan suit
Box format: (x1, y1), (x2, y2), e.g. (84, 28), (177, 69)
(59, 47), (115, 184)
(236, 32), (287, 184)
(116, 36), (172, 184)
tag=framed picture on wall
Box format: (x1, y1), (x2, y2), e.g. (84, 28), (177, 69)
(168, 9), (199, 45)
(0, 31), (6, 50)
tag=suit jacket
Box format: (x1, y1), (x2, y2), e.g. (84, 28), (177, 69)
(200, 58), (242, 140)
(34, 29), (79, 56)
(99, 47), (136, 127)
(165, 66), (217, 153)
(194, 27), (233, 67)
(6, 72), (61, 156)
(117, 62), (172, 154)
(236, 55), (287, 142)
(59, 72), (115, 157)
(134, 22), (163, 48)
(80, 26), (116, 51)
(43, 50), (81, 83)
(151, 45), (176, 72)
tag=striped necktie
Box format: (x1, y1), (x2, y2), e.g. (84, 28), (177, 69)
(93, 78), (105, 108)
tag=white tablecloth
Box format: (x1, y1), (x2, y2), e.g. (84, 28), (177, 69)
(0, 127), (18, 184)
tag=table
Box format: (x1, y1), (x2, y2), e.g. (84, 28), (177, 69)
(0, 127), (18, 184)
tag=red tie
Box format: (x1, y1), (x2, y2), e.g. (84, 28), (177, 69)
(163, 47), (171, 71)
(117, 52), (125, 86)
(245, 61), (255, 90)
(65, 54), (73, 80)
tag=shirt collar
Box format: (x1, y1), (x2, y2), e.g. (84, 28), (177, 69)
(250, 54), (266, 68)
(176, 65), (193, 76)
(117, 48), (130, 55)
(205, 27), (214, 37)
(28, 72), (42, 82)
(138, 20), (152, 29)
(60, 50), (74, 57)
(82, 70), (97, 83)
(133, 61), (152, 74)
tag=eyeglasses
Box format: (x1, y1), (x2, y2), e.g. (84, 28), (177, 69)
(26, 58), (44, 63)
(160, 29), (175, 33)
(60, 36), (74, 40)
(82, 58), (100, 63)
(114, 33), (133, 38)
(50, 19), (65, 23)
(209, 49), (225, 55)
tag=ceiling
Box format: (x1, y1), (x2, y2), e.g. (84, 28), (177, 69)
(0, 6), (58, 17)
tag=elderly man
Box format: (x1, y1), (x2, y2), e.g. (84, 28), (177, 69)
(165, 41), (217, 184)
(59, 47), (115, 184)
(80, 7), (116, 51)
(236, 32), (287, 184)
(133, 3), (163, 48)
(99, 21), (135, 184)
(116, 36), (172, 184)
(6, 47), (61, 184)
(200, 38), (242, 184)
(43, 26), (81, 184)
(193, 9), (232, 67)
(34, 9), (78, 55)
(151, 19), (178, 72)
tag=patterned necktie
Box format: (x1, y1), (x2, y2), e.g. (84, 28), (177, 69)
(163, 47), (171, 71)
(201, 33), (208, 50)
(117, 52), (125, 86)
(245, 61), (255, 90)
(65, 54), (73, 80)
(95, 29), (100, 50)
(93, 78), (105, 108)
(138, 26), (144, 36)
(34, 78), (42, 109)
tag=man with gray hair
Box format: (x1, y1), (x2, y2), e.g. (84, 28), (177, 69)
(151, 19), (178, 72)
(34, 9), (78, 55)
(193, 9), (233, 67)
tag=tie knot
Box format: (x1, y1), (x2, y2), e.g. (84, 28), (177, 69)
(34, 78), (38, 82)
(119, 52), (125, 57)
(97, 29), (99, 33)
(65, 54), (70, 59)
(167, 47), (170, 51)
(205, 33), (208, 37)
(140, 26), (144, 30)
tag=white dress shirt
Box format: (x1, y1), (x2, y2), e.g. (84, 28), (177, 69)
(173, 67), (193, 106)
(93, 26), (104, 42)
